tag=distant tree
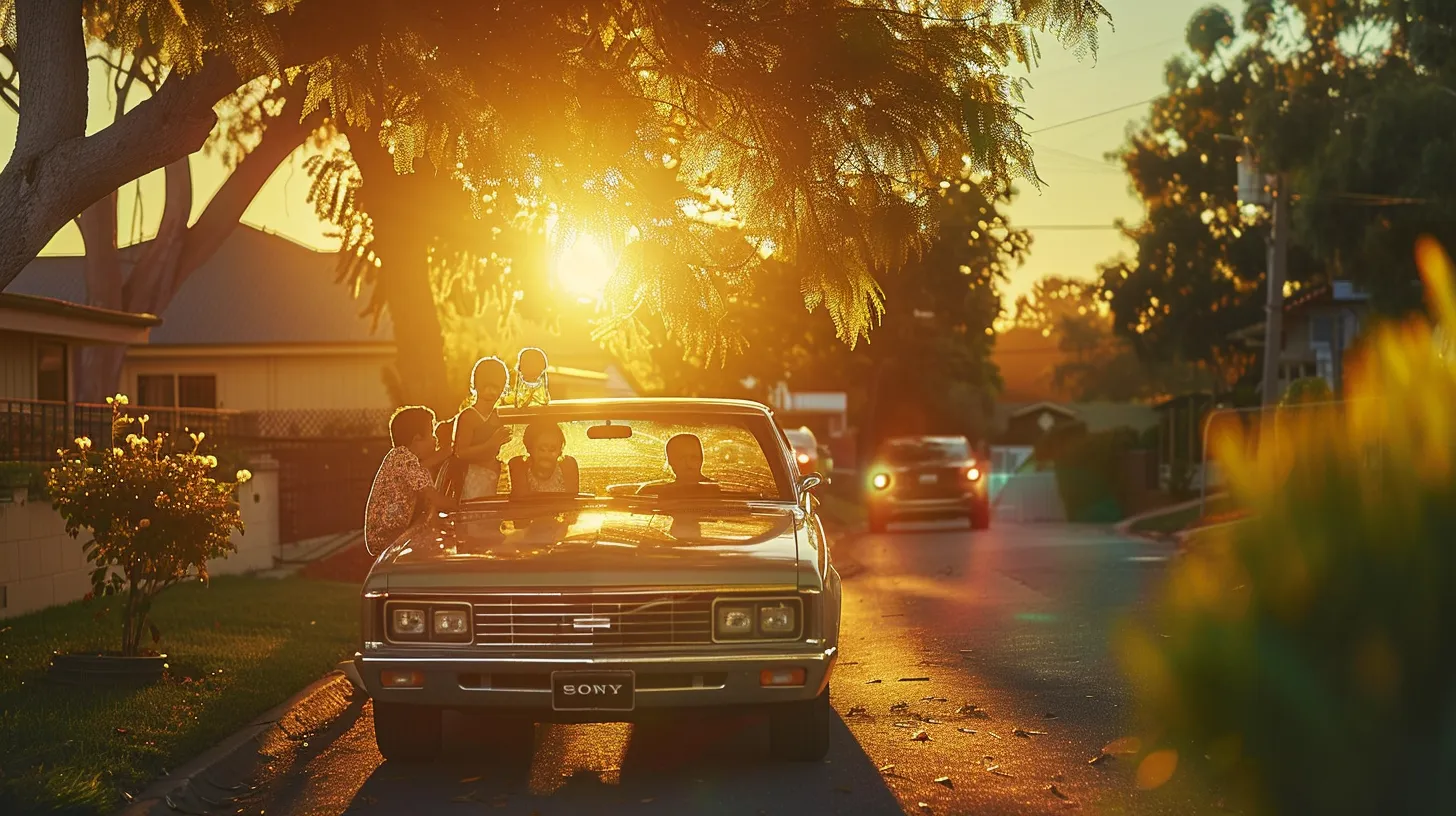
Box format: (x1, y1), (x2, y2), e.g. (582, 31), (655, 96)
(1, 0), (1114, 411)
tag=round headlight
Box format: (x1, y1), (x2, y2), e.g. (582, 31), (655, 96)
(796, 452), (810, 465)
(871, 472), (891, 490)
(966, 467), (981, 481)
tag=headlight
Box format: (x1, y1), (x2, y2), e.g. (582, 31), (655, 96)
(796, 452), (810, 465)
(713, 598), (803, 641)
(759, 603), (797, 634)
(432, 607), (471, 642)
(716, 604), (754, 637)
(389, 606), (426, 640)
(966, 466), (981, 481)
(386, 602), (471, 643)
(871, 472), (891, 490)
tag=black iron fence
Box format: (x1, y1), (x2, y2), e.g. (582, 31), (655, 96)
(1, 398), (240, 462)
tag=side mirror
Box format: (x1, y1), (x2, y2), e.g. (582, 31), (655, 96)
(800, 473), (824, 494)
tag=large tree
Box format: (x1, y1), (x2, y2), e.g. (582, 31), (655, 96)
(2, 0), (1113, 410)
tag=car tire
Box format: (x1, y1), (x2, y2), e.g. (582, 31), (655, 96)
(970, 503), (991, 530)
(373, 701), (442, 762)
(868, 509), (890, 533)
(768, 687), (833, 762)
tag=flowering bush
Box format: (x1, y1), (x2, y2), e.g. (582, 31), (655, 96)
(45, 395), (251, 657)
(1120, 239), (1456, 813)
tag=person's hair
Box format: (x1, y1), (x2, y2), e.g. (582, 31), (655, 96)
(666, 433), (703, 458)
(390, 405), (437, 448)
(461, 356), (508, 412)
(523, 420), (566, 452)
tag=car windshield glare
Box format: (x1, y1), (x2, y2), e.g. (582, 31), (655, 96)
(458, 411), (792, 502)
(882, 439), (970, 464)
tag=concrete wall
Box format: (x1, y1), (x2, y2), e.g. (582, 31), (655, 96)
(0, 458), (280, 620)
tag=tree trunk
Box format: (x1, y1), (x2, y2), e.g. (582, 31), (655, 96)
(76, 191), (127, 402)
(0, 0), (382, 287)
(348, 132), (455, 412)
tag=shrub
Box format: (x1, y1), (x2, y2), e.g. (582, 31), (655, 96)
(45, 395), (251, 657)
(1280, 375), (1333, 406)
(1119, 238), (1456, 813)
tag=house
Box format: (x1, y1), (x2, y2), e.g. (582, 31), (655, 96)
(1230, 281), (1371, 397)
(993, 400), (1160, 446)
(9, 226), (633, 421)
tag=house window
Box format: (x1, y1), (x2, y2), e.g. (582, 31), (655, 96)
(1311, 315), (1334, 347)
(137, 374), (176, 408)
(136, 374), (218, 408)
(178, 375), (217, 409)
(36, 341), (68, 401)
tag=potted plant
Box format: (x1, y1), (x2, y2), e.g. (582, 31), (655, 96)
(44, 394), (250, 686)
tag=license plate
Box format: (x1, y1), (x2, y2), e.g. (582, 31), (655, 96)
(918, 473), (938, 484)
(551, 670), (635, 711)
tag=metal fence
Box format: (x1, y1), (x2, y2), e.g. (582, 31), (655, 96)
(1197, 399), (1370, 515)
(2, 398), (239, 462)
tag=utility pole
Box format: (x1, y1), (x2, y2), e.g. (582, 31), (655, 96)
(1259, 173), (1290, 407)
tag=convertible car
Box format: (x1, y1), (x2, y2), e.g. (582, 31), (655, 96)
(353, 398), (842, 762)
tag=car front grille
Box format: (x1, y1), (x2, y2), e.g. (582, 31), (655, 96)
(472, 591), (715, 648)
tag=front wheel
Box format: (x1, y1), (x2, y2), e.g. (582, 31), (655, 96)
(769, 687), (833, 761)
(970, 503), (991, 530)
(373, 700), (442, 762)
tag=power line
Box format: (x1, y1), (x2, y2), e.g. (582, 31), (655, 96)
(1019, 224), (1124, 231)
(1027, 98), (1159, 135)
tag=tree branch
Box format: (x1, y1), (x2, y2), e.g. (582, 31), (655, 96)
(0, 44), (19, 113)
(13, 0), (87, 157)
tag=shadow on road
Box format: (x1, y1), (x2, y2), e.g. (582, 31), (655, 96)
(335, 703), (902, 815)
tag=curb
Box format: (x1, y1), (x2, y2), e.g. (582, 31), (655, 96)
(113, 667), (361, 816)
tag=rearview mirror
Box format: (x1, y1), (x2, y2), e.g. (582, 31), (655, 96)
(800, 473), (824, 493)
(587, 421), (633, 440)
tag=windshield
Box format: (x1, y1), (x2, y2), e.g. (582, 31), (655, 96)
(452, 409), (792, 502)
(881, 438), (970, 465)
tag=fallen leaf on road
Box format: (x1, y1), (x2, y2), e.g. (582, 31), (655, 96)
(459, 776), (482, 783)
(934, 776), (953, 788)
(917, 802), (932, 812)
(955, 703), (990, 718)
(877, 763), (897, 774)
(922, 717), (944, 725)
(987, 731), (1002, 740)
(890, 700), (910, 712)
(921, 696), (948, 702)
(1102, 736), (1143, 756)
(866, 679), (883, 684)
(115, 727), (130, 736)
(1013, 728), (1047, 738)
(452, 792), (479, 803)
(957, 727), (977, 734)
(988, 766), (1015, 778)
(899, 677), (931, 682)
(893, 721), (917, 728)
(846, 705), (868, 717)
(1049, 784), (1070, 800)
(1044, 712), (1059, 719)
(910, 730), (932, 742)
(1088, 754), (1113, 766)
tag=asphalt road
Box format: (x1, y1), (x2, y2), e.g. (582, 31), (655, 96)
(222, 522), (1227, 816)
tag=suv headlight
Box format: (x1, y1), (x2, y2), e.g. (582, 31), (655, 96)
(713, 598), (803, 641)
(388, 605), (427, 641)
(432, 604), (472, 643)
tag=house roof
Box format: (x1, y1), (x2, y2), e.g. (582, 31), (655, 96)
(993, 400), (1159, 433)
(1008, 401), (1079, 420)
(1231, 281), (1371, 341)
(0, 292), (158, 345)
(8, 226), (393, 346)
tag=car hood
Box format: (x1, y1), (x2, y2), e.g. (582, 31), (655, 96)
(371, 504), (806, 591)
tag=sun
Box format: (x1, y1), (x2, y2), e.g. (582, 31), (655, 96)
(552, 233), (616, 303)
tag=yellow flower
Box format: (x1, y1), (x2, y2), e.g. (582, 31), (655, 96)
(204, 455), (218, 469)
(111, 393), (129, 406)
(75, 437), (92, 451)
(236, 468), (253, 484)
(138, 518), (151, 529)
(112, 448), (123, 456)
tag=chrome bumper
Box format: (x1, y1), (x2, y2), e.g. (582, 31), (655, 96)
(871, 494), (980, 515)
(356, 647), (837, 716)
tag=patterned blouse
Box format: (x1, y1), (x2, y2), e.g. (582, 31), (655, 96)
(365, 446), (432, 552)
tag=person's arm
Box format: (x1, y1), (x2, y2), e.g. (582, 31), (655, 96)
(507, 456), (529, 495)
(419, 445), (452, 470)
(421, 484), (458, 512)
(456, 417), (511, 463)
(562, 456), (580, 494)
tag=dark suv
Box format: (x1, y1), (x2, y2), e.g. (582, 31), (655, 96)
(865, 435), (990, 532)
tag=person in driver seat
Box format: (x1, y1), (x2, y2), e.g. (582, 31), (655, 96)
(637, 433), (720, 497)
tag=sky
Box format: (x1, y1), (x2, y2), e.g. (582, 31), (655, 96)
(4, 0), (1212, 306)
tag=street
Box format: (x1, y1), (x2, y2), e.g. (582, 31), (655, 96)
(215, 521), (1225, 816)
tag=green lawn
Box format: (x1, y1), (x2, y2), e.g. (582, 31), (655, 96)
(0, 575), (358, 816)
(1129, 494), (1241, 536)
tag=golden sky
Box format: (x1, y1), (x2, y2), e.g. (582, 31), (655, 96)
(2, 0), (1208, 305)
